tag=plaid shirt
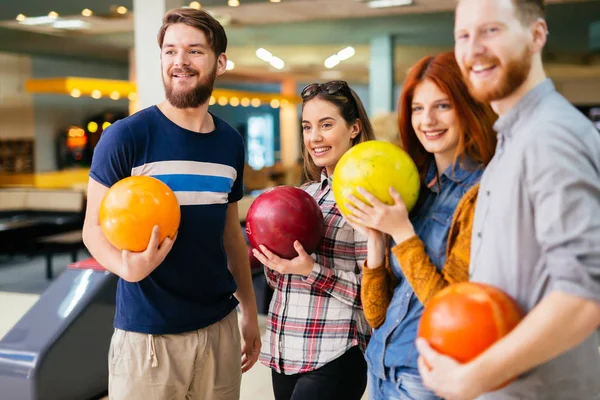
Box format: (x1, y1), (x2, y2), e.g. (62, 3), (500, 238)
(259, 172), (371, 375)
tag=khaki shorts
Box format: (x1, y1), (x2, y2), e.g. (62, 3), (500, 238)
(108, 310), (241, 400)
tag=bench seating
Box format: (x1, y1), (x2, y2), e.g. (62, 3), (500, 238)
(0, 188), (85, 270)
(38, 230), (84, 279)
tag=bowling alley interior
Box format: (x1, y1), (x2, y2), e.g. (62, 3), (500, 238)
(0, 0), (599, 399)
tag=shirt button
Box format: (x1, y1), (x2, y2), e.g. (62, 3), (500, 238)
(406, 293), (410, 297)
(477, 232), (482, 238)
(486, 190), (491, 196)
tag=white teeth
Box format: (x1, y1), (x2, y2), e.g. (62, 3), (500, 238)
(313, 147), (331, 154)
(424, 130), (446, 137)
(472, 64), (493, 72)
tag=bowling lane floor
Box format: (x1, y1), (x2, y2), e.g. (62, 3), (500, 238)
(0, 254), (368, 400)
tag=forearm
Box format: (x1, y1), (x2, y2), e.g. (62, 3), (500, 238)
(392, 236), (468, 305)
(467, 291), (600, 392)
(226, 230), (258, 318)
(366, 232), (385, 268)
(361, 258), (394, 328)
(83, 226), (162, 282)
(82, 224), (158, 282)
(82, 224), (123, 274)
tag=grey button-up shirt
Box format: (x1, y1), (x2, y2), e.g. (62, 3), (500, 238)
(471, 79), (600, 400)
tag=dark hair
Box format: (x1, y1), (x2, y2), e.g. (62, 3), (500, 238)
(398, 51), (497, 183)
(300, 81), (376, 183)
(512, 0), (545, 24)
(157, 8), (227, 55)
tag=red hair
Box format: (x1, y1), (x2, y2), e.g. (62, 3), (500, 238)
(398, 51), (497, 183)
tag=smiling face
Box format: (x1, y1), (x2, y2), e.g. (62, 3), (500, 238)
(454, 0), (534, 103)
(301, 97), (360, 176)
(411, 79), (460, 172)
(160, 23), (226, 109)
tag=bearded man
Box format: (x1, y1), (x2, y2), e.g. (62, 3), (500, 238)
(416, 1), (600, 399)
(82, 8), (261, 400)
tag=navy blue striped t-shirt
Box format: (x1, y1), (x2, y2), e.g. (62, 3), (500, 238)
(89, 105), (244, 334)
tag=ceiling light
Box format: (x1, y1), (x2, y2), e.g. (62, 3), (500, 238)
(15, 14), (26, 22)
(228, 0), (240, 6)
(337, 46), (355, 60)
(110, 91), (120, 100)
(270, 99), (280, 108)
(189, 1), (201, 9)
(251, 98), (261, 107)
(256, 49), (284, 70)
(226, 60), (235, 70)
(19, 16), (56, 25)
(218, 96), (228, 106)
(270, 0), (281, 2)
(256, 48), (273, 62)
(53, 20), (90, 30)
(128, 92), (137, 101)
(70, 89), (81, 98)
(367, 0), (412, 8)
(209, 96), (216, 105)
(230, 97), (240, 107)
(81, 9), (93, 17)
(91, 90), (102, 99)
(241, 98), (250, 107)
(48, 11), (59, 18)
(324, 46), (355, 68)
(116, 6), (128, 14)
(324, 55), (340, 69)
(269, 56), (285, 70)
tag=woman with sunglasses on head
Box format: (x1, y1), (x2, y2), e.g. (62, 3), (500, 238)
(346, 52), (497, 399)
(252, 81), (376, 400)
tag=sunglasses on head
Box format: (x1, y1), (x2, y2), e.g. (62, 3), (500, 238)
(300, 80), (353, 100)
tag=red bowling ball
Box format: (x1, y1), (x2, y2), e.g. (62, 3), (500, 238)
(245, 186), (325, 259)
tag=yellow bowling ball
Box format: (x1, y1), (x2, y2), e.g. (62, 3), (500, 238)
(332, 140), (420, 216)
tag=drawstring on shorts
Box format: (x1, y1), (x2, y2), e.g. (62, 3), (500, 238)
(148, 334), (158, 368)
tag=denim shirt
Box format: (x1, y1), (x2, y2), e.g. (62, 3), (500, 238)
(365, 159), (483, 379)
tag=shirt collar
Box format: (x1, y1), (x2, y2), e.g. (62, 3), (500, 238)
(493, 79), (556, 138)
(319, 169), (331, 189)
(426, 157), (481, 190)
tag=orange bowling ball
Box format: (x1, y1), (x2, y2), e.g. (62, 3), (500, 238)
(99, 176), (181, 252)
(418, 282), (525, 364)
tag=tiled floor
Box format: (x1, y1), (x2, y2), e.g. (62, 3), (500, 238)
(0, 291), (41, 338)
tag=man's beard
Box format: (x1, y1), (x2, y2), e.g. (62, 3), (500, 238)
(164, 64), (217, 109)
(463, 45), (532, 103)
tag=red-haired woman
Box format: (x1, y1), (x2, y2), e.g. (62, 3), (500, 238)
(346, 51), (498, 399)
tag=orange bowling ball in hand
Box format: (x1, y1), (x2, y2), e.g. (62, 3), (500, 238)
(418, 282), (525, 365)
(99, 176), (181, 252)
